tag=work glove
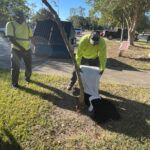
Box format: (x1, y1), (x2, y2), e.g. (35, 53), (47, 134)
(33, 46), (37, 55)
(100, 70), (104, 75)
(79, 68), (82, 72)
(21, 48), (28, 55)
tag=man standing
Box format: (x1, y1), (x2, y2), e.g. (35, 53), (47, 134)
(5, 10), (37, 89)
(67, 30), (107, 90)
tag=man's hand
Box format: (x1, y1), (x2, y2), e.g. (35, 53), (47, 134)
(79, 68), (82, 72)
(100, 70), (104, 75)
(30, 37), (37, 54)
(21, 48), (28, 55)
(33, 46), (37, 55)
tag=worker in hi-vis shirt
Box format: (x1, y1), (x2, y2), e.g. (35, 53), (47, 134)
(6, 10), (37, 89)
(67, 30), (107, 91)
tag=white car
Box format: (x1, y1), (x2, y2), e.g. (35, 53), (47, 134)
(74, 28), (82, 35)
(0, 28), (5, 37)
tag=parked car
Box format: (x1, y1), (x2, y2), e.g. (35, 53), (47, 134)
(74, 28), (82, 35)
(137, 34), (150, 42)
(106, 29), (128, 40)
(0, 28), (5, 37)
(100, 29), (112, 37)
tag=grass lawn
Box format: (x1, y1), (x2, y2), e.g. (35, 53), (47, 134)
(0, 69), (150, 150)
(106, 40), (150, 70)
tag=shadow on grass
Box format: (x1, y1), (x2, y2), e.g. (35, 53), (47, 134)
(121, 55), (150, 62)
(19, 80), (79, 113)
(0, 129), (22, 150)
(131, 44), (150, 49)
(100, 90), (150, 139)
(19, 80), (150, 139)
(135, 57), (150, 62)
(106, 58), (140, 71)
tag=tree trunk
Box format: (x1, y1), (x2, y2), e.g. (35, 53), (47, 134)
(128, 29), (135, 46)
(42, 0), (84, 106)
(120, 22), (124, 42)
(123, 1), (142, 46)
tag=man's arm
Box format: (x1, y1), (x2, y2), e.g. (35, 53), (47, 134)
(30, 37), (37, 54)
(76, 35), (88, 67)
(28, 25), (37, 54)
(8, 36), (26, 52)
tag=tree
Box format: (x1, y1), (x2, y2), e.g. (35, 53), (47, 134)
(70, 8), (77, 16)
(69, 15), (86, 28)
(88, 1), (127, 41)
(78, 6), (85, 17)
(86, 0), (150, 45)
(0, 0), (30, 27)
(120, 0), (150, 45)
(136, 15), (150, 32)
(31, 8), (54, 24)
(69, 15), (102, 30)
(70, 6), (85, 17)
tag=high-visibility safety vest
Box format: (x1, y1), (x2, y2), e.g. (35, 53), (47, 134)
(5, 21), (33, 51)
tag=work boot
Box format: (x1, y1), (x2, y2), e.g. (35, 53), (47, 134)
(12, 83), (19, 90)
(67, 84), (73, 91)
(25, 78), (30, 84)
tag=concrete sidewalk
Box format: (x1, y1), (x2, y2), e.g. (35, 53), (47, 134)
(0, 37), (150, 88)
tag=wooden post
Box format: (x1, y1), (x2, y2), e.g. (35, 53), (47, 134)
(42, 0), (84, 106)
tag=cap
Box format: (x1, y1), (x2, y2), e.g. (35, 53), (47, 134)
(12, 10), (25, 20)
(90, 31), (100, 45)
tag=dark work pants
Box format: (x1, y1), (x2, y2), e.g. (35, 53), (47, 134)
(11, 48), (32, 85)
(69, 57), (100, 87)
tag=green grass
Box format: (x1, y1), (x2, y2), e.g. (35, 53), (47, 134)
(106, 40), (150, 70)
(0, 69), (150, 150)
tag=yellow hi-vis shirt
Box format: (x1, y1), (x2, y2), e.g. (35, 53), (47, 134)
(5, 21), (33, 51)
(76, 34), (107, 71)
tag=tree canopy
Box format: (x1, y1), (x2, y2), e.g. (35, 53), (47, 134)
(69, 6), (103, 30)
(0, 0), (30, 27)
(86, 0), (150, 45)
(31, 8), (53, 25)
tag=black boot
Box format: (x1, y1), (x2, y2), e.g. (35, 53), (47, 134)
(25, 79), (30, 84)
(12, 83), (19, 89)
(67, 83), (74, 91)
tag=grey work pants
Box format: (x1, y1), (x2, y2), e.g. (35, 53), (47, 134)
(69, 57), (100, 87)
(11, 48), (32, 85)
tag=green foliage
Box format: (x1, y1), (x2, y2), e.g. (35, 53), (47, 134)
(136, 15), (150, 32)
(69, 15), (86, 28)
(86, 0), (150, 45)
(69, 6), (103, 30)
(0, 0), (30, 27)
(86, 0), (126, 28)
(70, 6), (85, 17)
(31, 8), (53, 25)
(69, 15), (103, 30)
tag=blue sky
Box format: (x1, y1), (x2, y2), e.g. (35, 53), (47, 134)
(27, 0), (91, 21)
